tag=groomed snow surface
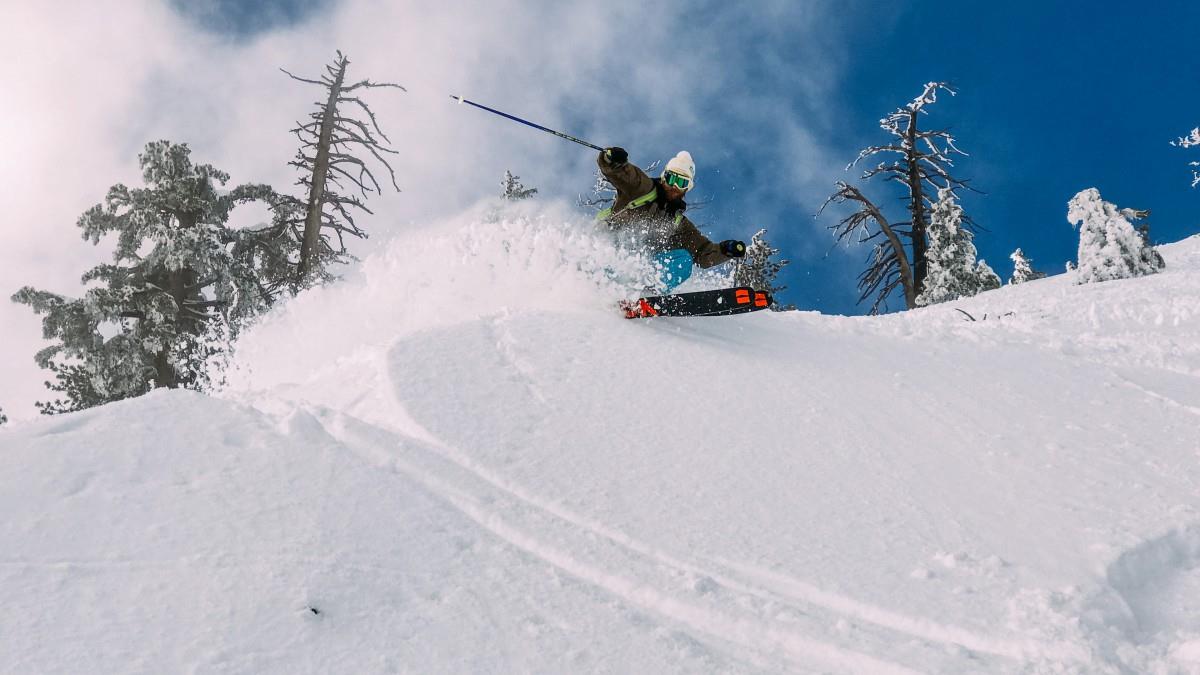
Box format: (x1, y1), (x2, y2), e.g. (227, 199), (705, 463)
(3, 201), (1199, 673)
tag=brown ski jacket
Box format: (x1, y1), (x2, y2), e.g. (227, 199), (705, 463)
(595, 151), (727, 268)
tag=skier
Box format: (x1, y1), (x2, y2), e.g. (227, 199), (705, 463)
(597, 146), (746, 290)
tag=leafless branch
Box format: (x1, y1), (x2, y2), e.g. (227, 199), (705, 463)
(279, 68), (324, 86)
(819, 181), (917, 312)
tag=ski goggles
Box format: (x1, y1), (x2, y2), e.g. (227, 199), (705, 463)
(663, 171), (691, 191)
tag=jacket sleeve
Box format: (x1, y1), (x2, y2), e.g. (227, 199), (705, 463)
(597, 150), (655, 200)
(670, 215), (728, 268)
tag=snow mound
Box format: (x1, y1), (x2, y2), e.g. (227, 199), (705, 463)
(3, 205), (1199, 673)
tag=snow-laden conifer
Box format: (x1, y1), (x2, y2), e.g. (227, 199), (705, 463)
(914, 188), (999, 306)
(1067, 188), (1165, 284)
(501, 171), (537, 200)
(1008, 248), (1047, 285)
(732, 228), (789, 299)
(12, 141), (279, 414)
(1171, 126), (1200, 188)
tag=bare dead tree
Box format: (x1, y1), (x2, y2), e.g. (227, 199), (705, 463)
(282, 50), (405, 283)
(826, 82), (976, 312)
(819, 181), (916, 313)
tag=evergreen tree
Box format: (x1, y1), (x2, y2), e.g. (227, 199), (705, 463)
(1008, 248), (1047, 285)
(1067, 188), (1165, 284)
(733, 228), (789, 296)
(0, 407), (6, 426)
(1171, 126), (1200, 188)
(822, 82), (977, 313)
(12, 141), (278, 414)
(501, 170), (537, 200)
(1133, 219), (1168, 269)
(915, 188), (1000, 306)
(282, 50), (405, 284)
(227, 190), (309, 304)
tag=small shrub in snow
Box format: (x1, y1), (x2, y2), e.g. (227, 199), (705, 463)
(915, 188), (1000, 306)
(1067, 188), (1165, 284)
(732, 228), (790, 303)
(1008, 248), (1046, 285)
(501, 171), (537, 201)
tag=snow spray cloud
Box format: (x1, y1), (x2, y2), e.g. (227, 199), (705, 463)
(222, 199), (649, 399)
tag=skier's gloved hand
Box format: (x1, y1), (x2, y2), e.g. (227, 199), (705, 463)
(720, 240), (747, 258)
(604, 147), (629, 166)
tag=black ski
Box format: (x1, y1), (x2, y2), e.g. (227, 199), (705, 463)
(621, 286), (772, 319)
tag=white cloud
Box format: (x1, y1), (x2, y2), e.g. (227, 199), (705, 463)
(0, 0), (848, 420)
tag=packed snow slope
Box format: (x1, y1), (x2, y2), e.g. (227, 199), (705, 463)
(2, 201), (1199, 674)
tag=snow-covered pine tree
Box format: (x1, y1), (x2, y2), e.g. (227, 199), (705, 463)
(1132, 218), (1168, 269)
(1171, 126), (1200, 188)
(1067, 188), (1165, 284)
(823, 82), (977, 313)
(732, 228), (789, 296)
(12, 141), (279, 414)
(1008, 248), (1046, 284)
(282, 50), (405, 285)
(914, 187), (1000, 306)
(501, 171), (537, 200)
(227, 190), (309, 303)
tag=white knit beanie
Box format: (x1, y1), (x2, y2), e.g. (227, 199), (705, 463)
(662, 151), (696, 189)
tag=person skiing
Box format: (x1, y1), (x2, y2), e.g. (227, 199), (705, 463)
(597, 146), (746, 290)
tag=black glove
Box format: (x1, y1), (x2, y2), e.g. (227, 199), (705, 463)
(720, 240), (747, 258)
(604, 147), (628, 166)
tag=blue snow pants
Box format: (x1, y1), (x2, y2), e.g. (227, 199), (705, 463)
(653, 249), (694, 292)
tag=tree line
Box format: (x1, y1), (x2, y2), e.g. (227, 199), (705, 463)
(6, 75), (1190, 419)
(820, 81), (1183, 315)
(11, 51), (402, 415)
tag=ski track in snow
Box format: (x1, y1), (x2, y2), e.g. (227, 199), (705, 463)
(325, 413), (920, 674)
(1113, 369), (1200, 418)
(317, 404), (1095, 674)
(37, 218), (1183, 673)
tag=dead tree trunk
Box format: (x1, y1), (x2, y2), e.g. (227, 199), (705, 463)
(283, 50), (403, 287)
(821, 181), (917, 312)
(827, 82), (974, 313)
(298, 55), (348, 280)
(905, 114), (929, 295)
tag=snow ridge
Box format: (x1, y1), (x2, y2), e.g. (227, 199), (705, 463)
(3, 206), (1199, 673)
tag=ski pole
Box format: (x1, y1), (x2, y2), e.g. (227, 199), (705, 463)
(450, 95), (604, 152)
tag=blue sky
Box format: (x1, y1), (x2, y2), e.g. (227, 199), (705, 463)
(168, 0), (1200, 315)
(170, 0), (331, 36)
(683, 0), (1200, 314)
